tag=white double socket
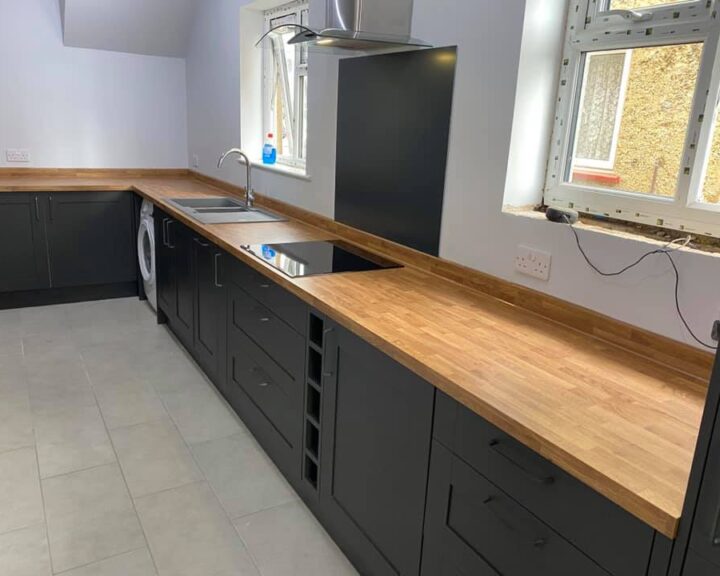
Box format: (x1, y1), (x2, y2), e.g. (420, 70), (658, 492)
(6, 149), (30, 163)
(515, 245), (552, 281)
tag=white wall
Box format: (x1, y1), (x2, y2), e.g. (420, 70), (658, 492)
(185, 0), (720, 349)
(186, 0), (338, 216)
(0, 0), (188, 168)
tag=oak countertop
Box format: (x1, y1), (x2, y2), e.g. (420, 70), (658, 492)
(0, 171), (710, 539)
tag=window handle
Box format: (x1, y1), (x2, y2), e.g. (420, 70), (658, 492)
(601, 9), (653, 23)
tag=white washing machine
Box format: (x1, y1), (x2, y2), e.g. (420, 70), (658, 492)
(137, 200), (157, 311)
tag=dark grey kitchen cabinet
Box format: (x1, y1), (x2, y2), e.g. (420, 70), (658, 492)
(193, 236), (227, 393)
(155, 212), (176, 317)
(154, 209), (227, 390)
(683, 550), (720, 576)
(432, 392), (655, 576)
(44, 192), (136, 288)
(0, 193), (50, 293)
(315, 320), (435, 576)
(155, 211), (194, 350)
(224, 261), (307, 486)
(421, 441), (610, 576)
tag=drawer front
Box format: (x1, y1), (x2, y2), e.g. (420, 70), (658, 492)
(230, 285), (305, 380)
(228, 318), (300, 448)
(229, 258), (306, 335)
(684, 549), (720, 576)
(434, 393), (654, 576)
(422, 441), (609, 576)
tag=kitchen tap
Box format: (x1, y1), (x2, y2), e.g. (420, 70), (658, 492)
(217, 148), (254, 208)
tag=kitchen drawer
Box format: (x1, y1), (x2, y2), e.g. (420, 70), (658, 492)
(229, 258), (306, 335)
(228, 324), (299, 448)
(422, 441), (609, 576)
(229, 285), (305, 380)
(684, 549), (720, 576)
(434, 392), (654, 576)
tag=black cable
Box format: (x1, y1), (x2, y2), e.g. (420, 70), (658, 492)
(564, 216), (716, 350)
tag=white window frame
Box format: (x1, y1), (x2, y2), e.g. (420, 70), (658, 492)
(262, 1), (309, 170)
(571, 49), (631, 171)
(545, 0), (720, 237)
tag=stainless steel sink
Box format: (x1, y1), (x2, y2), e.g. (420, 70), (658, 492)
(167, 197), (286, 224)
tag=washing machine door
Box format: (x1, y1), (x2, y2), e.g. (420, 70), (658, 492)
(137, 219), (156, 284)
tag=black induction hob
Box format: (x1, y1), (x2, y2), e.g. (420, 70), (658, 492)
(241, 240), (402, 278)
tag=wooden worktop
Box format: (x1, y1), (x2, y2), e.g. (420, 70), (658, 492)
(0, 169), (713, 539)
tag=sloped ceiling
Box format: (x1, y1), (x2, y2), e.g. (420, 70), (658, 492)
(61, 0), (197, 58)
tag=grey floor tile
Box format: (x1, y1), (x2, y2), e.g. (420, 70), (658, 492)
(0, 524), (52, 576)
(22, 332), (80, 360)
(235, 501), (358, 576)
(0, 354), (27, 396)
(0, 448), (44, 535)
(43, 463), (146, 574)
(35, 405), (116, 479)
(161, 387), (244, 445)
(28, 358), (96, 417)
(55, 547), (157, 576)
(136, 482), (260, 576)
(95, 379), (167, 430)
(19, 304), (70, 336)
(111, 418), (202, 498)
(0, 386), (34, 455)
(143, 353), (211, 396)
(191, 434), (297, 520)
(0, 336), (23, 358)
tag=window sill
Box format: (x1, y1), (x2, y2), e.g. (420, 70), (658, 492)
(252, 160), (312, 181)
(504, 205), (720, 257)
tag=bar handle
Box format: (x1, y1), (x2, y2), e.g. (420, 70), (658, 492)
(214, 253), (223, 288)
(34, 196), (40, 222)
(489, 439), (555, 485)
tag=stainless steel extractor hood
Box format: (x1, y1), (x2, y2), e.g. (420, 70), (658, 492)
(257, 0), (431, 52)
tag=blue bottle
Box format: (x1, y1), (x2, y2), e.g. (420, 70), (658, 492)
(262, 133), (277, 165)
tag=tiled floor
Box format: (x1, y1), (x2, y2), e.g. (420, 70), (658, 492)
(0, 298), (358, 576)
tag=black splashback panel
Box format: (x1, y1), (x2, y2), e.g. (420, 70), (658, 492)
(335, 46), (457, 256)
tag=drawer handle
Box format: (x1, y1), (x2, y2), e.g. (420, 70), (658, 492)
(259, 283), (271, 289)
(249, 367), (271, 388)
(194, 237), (210, 247)
(483, 496), (546, 549)
(214, 253), (223, 288)
(712, 501), (720, 546)
(489, 440), (555, 485)
(259, 317), (272, 323)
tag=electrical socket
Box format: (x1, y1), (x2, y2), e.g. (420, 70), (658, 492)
(192, 154), (199, 168)
(6, 149), (30, 163)
(515, 245), (552, 281)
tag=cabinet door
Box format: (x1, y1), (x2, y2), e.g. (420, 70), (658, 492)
(0, 193), (50, 292)
(169, 220), (194, 349)
(690, 407), (720, 567)
(193, 237), (227, 392)
(45, 192), (136, 288)
(421, 442), (610, 576)
(155, 212), (176, 316)
(319, 323), (434, 576)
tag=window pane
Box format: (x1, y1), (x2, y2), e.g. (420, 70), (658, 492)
(700, 114), (720, 204)
(608, 0), (693, 9)
(568, 43), (702, 198)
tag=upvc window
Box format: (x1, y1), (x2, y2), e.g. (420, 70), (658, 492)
(263, 2), (309, 169)
(545, 0), (720, 236)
